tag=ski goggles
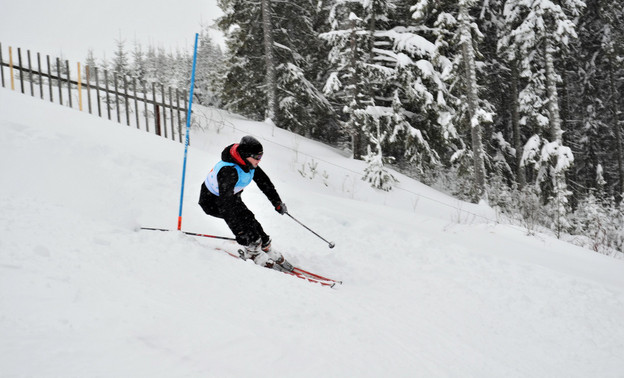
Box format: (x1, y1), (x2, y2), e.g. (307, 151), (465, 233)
(249, 153), (263, 160)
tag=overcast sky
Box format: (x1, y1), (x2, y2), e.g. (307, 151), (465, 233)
(1, 0), (224, 64)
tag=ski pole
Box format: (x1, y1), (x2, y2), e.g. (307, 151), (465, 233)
(140, 227), (236, 241)
(286, 212), (335, 249)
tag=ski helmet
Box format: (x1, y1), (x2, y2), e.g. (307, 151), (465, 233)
(238, 135), (263, 159)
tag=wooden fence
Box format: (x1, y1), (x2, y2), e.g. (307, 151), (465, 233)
(0, 42), (188, 143)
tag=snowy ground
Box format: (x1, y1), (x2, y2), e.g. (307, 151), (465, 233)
(1, 88), (624, 377)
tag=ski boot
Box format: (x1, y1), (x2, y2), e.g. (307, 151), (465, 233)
(240, 238), (275, 268)
(261, 238), (285, 265)
(262, 239), (294, 271)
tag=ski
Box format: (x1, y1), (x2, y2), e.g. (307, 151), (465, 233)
(214, 247), (340, 288)
(277, 262), (342, 286)
(273, 263), (336, 288)
(140, 228), (341, 287)
(271, 260), (339, 287)
(292, 267), (342, 285)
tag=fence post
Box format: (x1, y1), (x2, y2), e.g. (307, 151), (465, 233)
(168, 87), (175, 141)
(65, 60), (72, 108)
(86, 65), (92, 114)
(9, 46), (14, 90)
(133, 77), (139, 129)
(17, 48), (24, 93)
(114, 72), (120, 123)
(123, 75), (130, 126)
(0, 43), (4, 88)
(155, 105), (161, 136)
(95, 67), (102, 117)
(176, 89), (182, 143)
(46, 55), (53, 102)
(104, 70), (111, 120)
(142, 81), (149, 132)
(27, 50), (34, 96)
(56, 58), (63, 105)
(160, 84), (167, 139)
(77, 62), (83, 111)
(37, 53), (43, 99)
(152, 82), (159, 135)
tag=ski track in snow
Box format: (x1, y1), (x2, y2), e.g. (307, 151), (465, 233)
(1, 89), (624, 377)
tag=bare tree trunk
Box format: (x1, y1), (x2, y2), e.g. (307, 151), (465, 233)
(545, 37), (570, 237)
(459, 4), (486, 202)
(368, 2), (376, 63)
(261, 0), (277, 123)
(545, 39), (563, 143)
(349, 18), (366, 160)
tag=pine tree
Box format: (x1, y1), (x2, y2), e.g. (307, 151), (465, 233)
(144, 45), (158, 84)
(321, 1), (374, 159)
(217, 0), (267, 120)
(194, 27), (224, 106)
(272, 1), (334, 139)
(85, 50), (97, 70)
(458, 0), (488, 201)
(130, 41), (146, 82)
(499, 0), (584, 231)
(112, 37), (130, 78)
(217, 0), (332, 136)
(568, 0), (624, 201)
(84, 50), (98, 81)
(411, 0), (494, 202)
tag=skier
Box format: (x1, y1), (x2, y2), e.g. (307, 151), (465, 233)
(199, 135), (287, 268)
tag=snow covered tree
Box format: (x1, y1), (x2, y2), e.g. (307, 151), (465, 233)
(272, 1), (334, 138)
(457, 0), (489, 201)
(322, 0), (457, 187)
(499, 0), (584, 226)
(410, 0), (495, 202)
(143, 45), (158, 84)
(384, 1), (456, 173)
(194, 26), (224, 106)
(361, 107), (399, 190)
(112, 38), (130, 78)
(572, 194), (609, 252)
(217, 0), (266, 119)
(85, 50), (97, 70)
(321, 2), (374, 158)
(156, 47), (174, 86)
(572, 193), (624, 255)
(566, 0), (624, 201)
(84, 50), (98, 83)
(130, 42), (146, 82)
(217, 0), (332, 136)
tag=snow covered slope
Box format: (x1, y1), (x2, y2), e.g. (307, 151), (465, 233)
(1, 88), (623, 377)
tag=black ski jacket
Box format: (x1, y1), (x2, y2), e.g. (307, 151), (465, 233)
(199, 144), (282, 222)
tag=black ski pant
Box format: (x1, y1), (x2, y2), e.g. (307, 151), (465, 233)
(198, 182), (269, 246)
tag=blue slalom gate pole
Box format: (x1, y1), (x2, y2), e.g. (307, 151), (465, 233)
(177, 33), (199, 231)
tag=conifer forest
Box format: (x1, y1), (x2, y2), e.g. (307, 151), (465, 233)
(92, 0), (624, 256)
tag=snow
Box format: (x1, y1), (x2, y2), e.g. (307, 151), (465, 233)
(1, 88), (624, 377)
(541, 141), (574, 173)
(378, 29), (436, 57)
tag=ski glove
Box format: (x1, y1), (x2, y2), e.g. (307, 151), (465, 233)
(275, 202), (287, 215)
